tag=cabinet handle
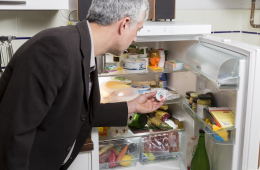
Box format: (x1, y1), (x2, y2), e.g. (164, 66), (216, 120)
(0, 0), (26, 4)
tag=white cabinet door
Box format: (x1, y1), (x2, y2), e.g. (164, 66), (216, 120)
(0, 0), (69, 10)
(68, 151), (92, 170)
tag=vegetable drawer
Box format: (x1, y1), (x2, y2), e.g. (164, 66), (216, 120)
(99, 137), (140, 169)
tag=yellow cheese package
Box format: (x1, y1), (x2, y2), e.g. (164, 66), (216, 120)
(208, 107), (235, 128)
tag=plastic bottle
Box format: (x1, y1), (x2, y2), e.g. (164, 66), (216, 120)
(191, 129), (210, 170)
(158, 49), (165, 68)
(159, 73), (167, 89)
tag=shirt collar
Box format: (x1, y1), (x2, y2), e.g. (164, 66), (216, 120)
(86, 20), (95, 68)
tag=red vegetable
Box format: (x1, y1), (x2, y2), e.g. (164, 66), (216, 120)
(108, 149), (117, 168)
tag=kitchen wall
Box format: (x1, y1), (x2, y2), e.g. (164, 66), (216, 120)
(0, 0), (259, 54)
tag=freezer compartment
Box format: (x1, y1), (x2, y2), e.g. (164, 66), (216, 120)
(99, 137), (140, 169)
(185, 42), (244, 90)
(139, 132), (185, 165)
(182, 101), (236, 145)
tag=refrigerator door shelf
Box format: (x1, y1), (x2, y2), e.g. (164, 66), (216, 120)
(185, 42), (245, 90)
(182, 101), (236, 145)
(184, 62), (239, 90)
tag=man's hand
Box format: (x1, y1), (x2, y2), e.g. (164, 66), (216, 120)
(127, 91), (167, 114)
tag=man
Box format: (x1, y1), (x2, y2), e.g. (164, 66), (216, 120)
(0, 0), (165, 169)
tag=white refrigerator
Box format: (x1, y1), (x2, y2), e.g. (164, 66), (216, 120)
(69, 21), (260, 170)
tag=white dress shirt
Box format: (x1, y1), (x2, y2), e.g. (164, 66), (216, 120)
(63, 20), (96, 165)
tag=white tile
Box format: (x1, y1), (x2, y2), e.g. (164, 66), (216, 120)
(184, 10), (204, 24)
(19, 40), (28, 47)
(173, 10), (185, 22)
(211, 33), (241, 42)
(204, 10), (223, 31)
(44, 10), (69, 29)
(241, 33), (260, 46)
(0, 11), (18, 36)
(242, 10), (260, 33)
(222, 10), (242, 31)
(11, 40), (20, 54)
(17, 11), (45, 37)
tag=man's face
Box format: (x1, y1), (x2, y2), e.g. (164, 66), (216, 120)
(110, 13), (145, 56)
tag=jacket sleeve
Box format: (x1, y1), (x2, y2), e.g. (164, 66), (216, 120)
(92, 102), (128, 127)
(0, 36), (70, 170)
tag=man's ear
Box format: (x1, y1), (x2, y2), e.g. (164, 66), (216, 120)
(119, 17), (131, 35)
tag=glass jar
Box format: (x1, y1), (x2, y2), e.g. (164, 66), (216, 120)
(197, 94), (211, 120)
(185, 91), (195, 105)
(192, 98), (198, 112)
(190, 93), (201, 108)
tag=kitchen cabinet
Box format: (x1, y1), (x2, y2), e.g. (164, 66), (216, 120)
(0, 0), (70, 10)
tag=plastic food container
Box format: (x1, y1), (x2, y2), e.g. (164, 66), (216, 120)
(139, 132), (183, 165)
(99, 137), (140, 169)
(165, 60), (184, 70)
(122, 59), (146, 73)
(105, 62), (117, 73)
(131, 85), (150, 94)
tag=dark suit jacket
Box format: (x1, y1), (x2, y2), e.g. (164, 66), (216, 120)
(0, 20), (128, 170)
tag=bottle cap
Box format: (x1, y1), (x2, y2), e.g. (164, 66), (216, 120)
(199, 129), (205, 134)
(198, 94), (211, 100)
(186, 91), (195, 96)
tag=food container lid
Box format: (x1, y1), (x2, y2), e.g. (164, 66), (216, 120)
(198, 94), (211, 100)
(190, 93), (201, 98)
(186, 91), (195, 96)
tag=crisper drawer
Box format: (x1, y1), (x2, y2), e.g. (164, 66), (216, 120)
(99, 137), (140, 169)
(139, 132), (184, 165)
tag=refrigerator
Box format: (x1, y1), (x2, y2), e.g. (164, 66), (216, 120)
(69, 21), (260, 170)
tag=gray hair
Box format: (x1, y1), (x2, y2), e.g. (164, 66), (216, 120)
(86, 0), (149, 29)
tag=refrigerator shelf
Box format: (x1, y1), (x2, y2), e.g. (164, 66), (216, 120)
(182, 101), (236, 145)
(99, 128), (184, 142)
(184, 62), (239, 90)
(98, 67), (187, 77)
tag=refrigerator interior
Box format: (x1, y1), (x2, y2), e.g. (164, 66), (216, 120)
(97, 38), (249, 170)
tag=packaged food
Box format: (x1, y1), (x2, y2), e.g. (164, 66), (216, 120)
(131, 85), (150, 94)
(190, 93), (201, 108)
(108, 149), (117, 168)
(186, 91), (195, 106)
(153, 110), (171, 122)
(98, 127), (108, 138)
(160, 105), (168, 110)
(166, 60), (184, 70)
(168, 132), (180, 152)
(156, 90), (167, 101)
(149, 116), (173, 130)
(105, 62), (117, 73)
(192, 98), (198, 112)
(197, 94), (211, 119)
(111, 77), (131, 85)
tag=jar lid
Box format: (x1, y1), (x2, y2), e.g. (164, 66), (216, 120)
(198, 94), (211, 100)
(186, 91), (195, 96)
(185, 95), (190, 99)
(193, 98), (198, 103)
(190, 93), (201, 98)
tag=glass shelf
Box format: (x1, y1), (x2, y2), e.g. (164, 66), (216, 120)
(99, 128), (184, 142)
(98, 67), (187, 77)
(182, 101), (235, 145)
(184, 63), (239, 90)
